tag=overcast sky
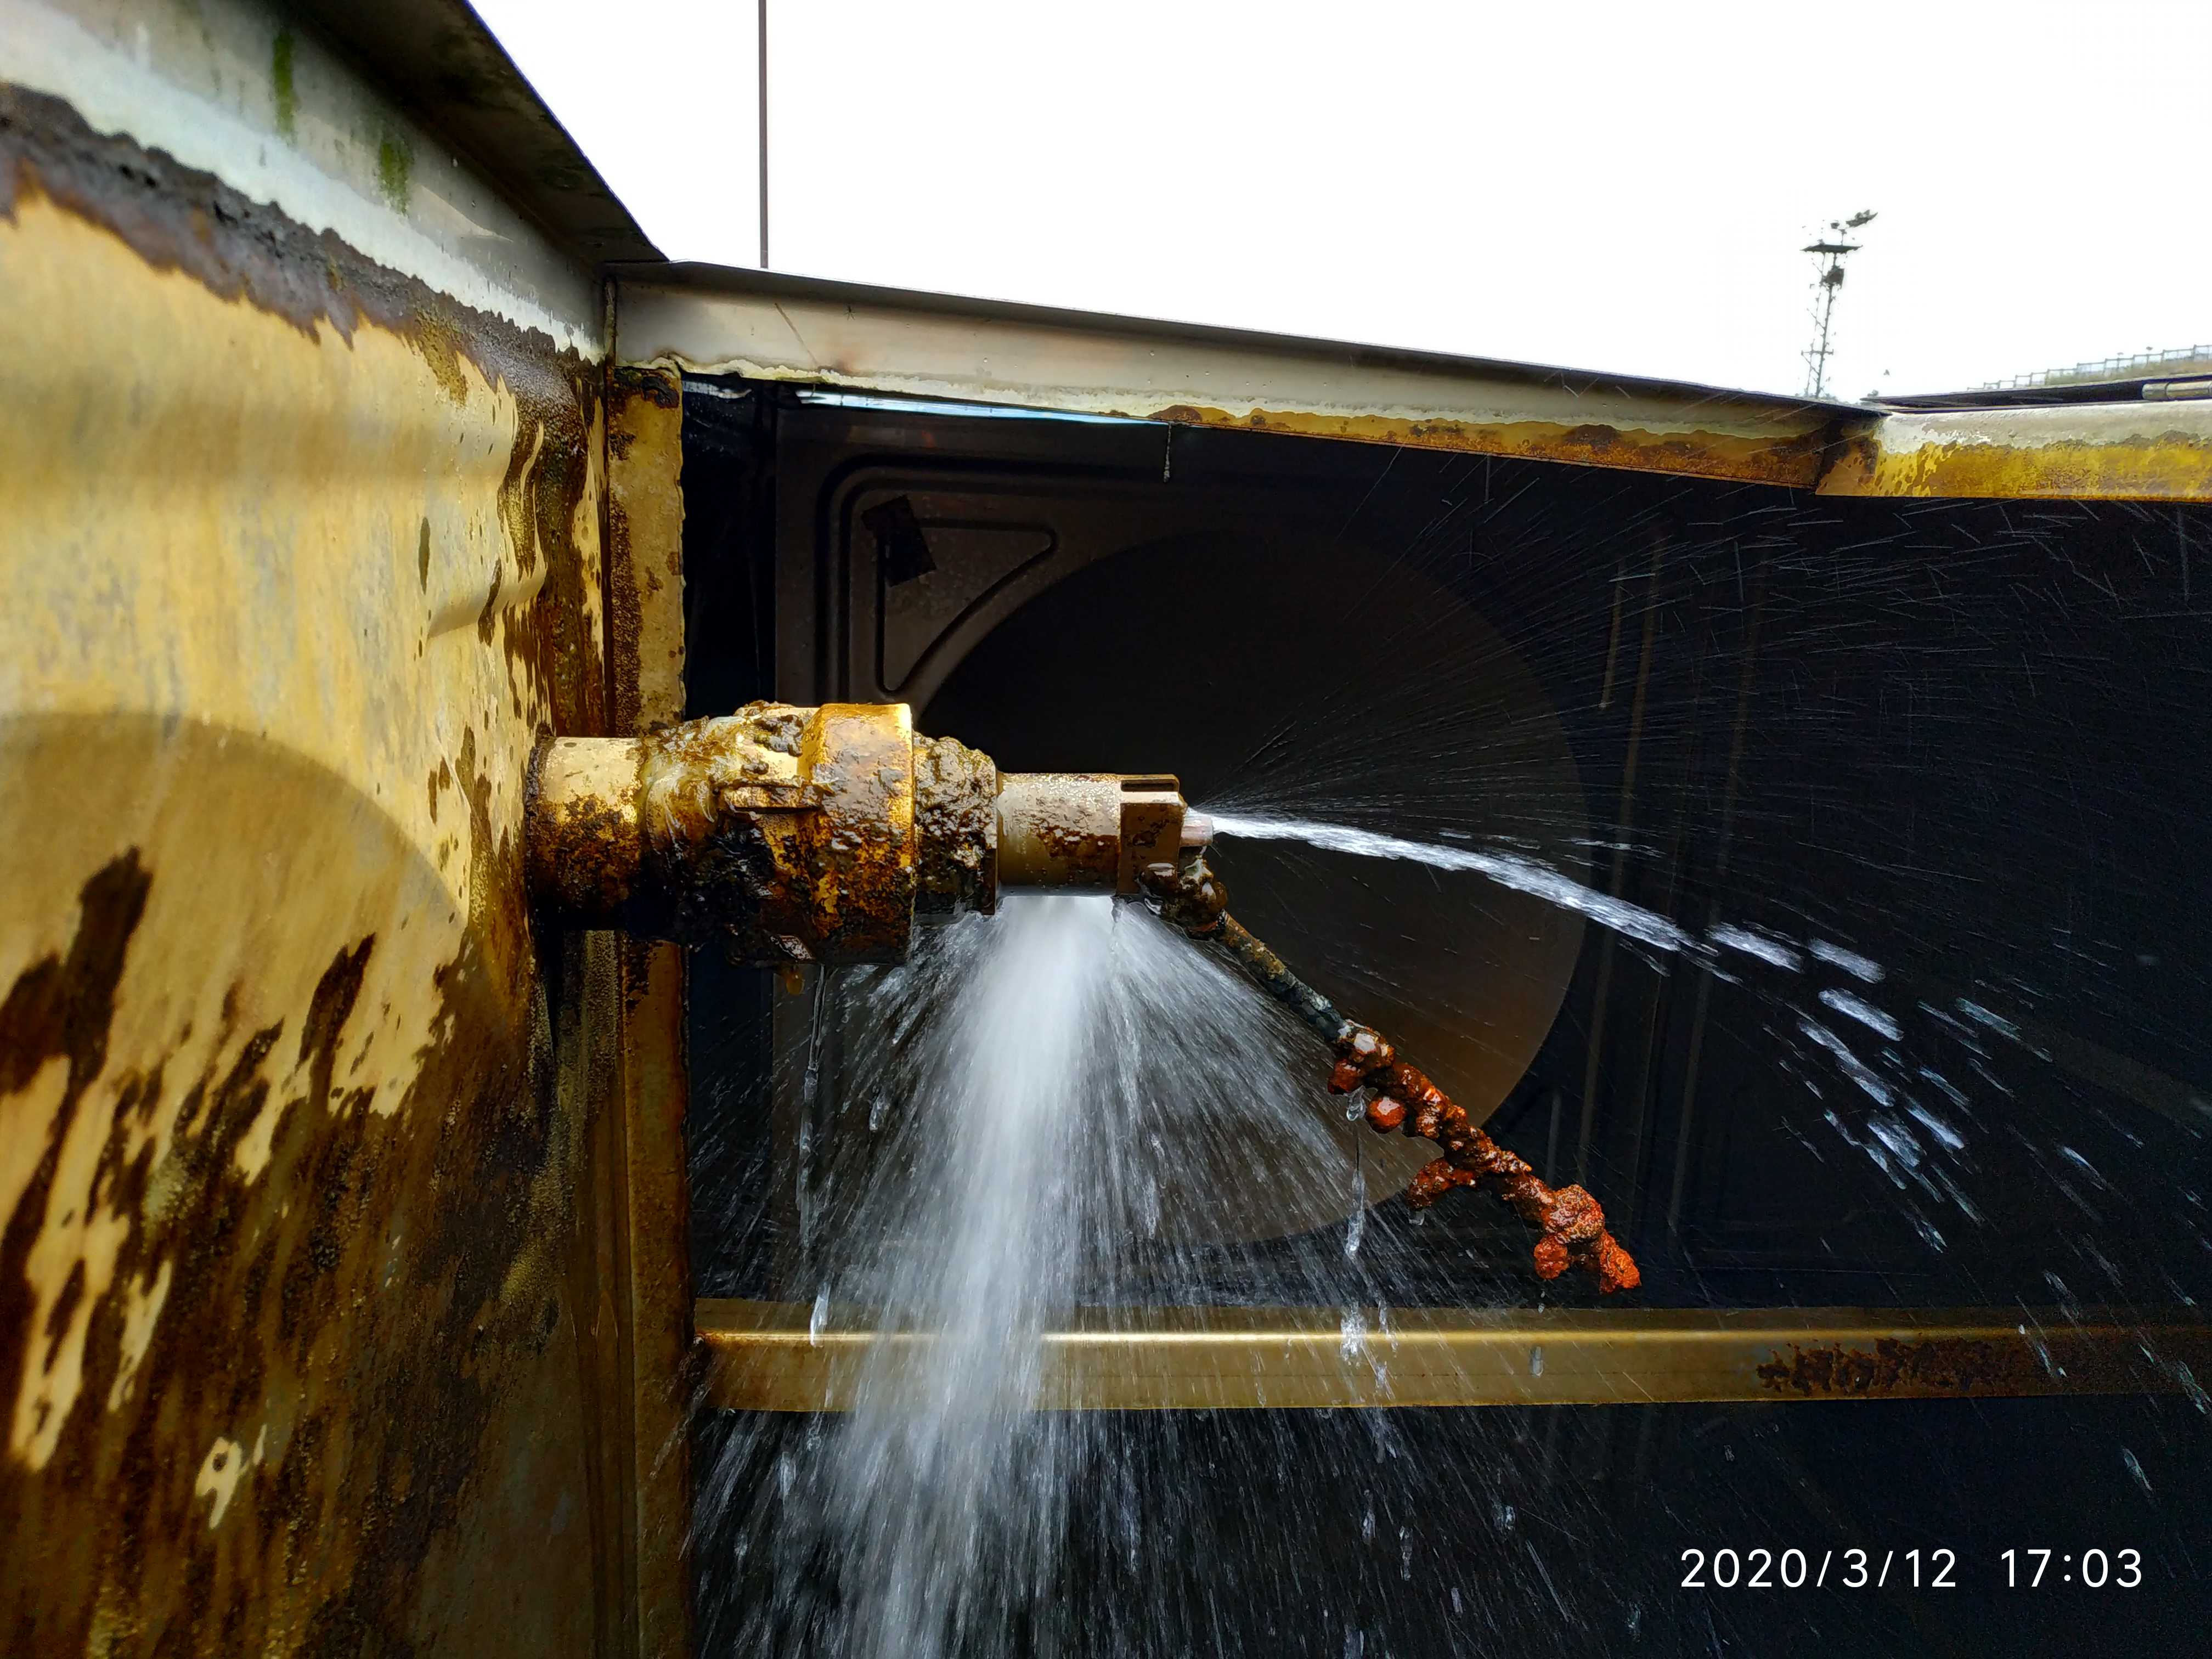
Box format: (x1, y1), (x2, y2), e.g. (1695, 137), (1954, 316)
(476, 1), (2210, 399)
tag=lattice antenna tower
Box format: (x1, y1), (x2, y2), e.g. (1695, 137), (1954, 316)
(1802, 209), (1876, 398)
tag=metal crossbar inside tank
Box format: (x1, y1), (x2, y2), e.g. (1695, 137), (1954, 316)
(696, 1301), (2212, 1413)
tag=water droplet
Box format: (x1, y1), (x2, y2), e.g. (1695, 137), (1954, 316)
(2123, 1447), (2153, 1495)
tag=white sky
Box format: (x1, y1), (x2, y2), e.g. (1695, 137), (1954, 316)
(476, 0), (2211, 399)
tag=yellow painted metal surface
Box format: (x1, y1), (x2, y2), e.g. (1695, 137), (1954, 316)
(700, 1299), (2212, 1413)
(618, 271), (2212, 504)
(616, 272), (1847, 488)
(1816, 399), (2212, 500)
(5, 0), (603, 351)
(0, 50), (636, 1657)
(602, 363), (695, 1659)
(608, 365), (689, 736)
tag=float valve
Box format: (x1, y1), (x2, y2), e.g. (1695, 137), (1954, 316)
(525, 702), (1210, 963)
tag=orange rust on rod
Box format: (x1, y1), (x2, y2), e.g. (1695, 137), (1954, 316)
(1144, 403), (1835, 489)
(1750, 1328), (2180, 1400)
(1142, 859), (1639, 1294)
(1331, 1025), (1640, 1295)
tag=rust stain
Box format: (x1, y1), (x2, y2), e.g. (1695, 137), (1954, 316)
(1758, 1335), (2046, 1398)
(1032, 819), (1117, 879)
(0, 852), (150, 1100)
(800, 704), (918, 961)
(528, 708), (998, 958)
(0, 794), (583, 1651)
(532, 710), (818, 955)
(0, 83), (606, 740)
(528, 791), (643, 924)
(912, 733), (997, 915)
(1142, 402), (1832, 488)
(0, 855), (155, 1449)
(994, 774), (1122, 891)
(604, 363), (686, 738)
(0, 86), (540, 394)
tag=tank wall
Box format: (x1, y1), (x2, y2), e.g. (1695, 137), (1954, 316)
(0, 3), (651, 1651)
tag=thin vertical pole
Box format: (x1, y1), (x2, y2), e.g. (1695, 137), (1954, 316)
(758, 0), (770, 268)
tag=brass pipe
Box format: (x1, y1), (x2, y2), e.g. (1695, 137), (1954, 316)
(994, 772), (1191, 894)
(526, 703), (1205, 962)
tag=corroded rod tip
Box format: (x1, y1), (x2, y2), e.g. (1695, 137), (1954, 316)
(1139, 856), (1227, 935)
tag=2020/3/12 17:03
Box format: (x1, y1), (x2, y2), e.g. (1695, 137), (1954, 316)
(2003, 1549), (2142, 1587)
(1680, 1549), (2146, 1588)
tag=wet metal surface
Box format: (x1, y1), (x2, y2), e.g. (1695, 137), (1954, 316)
(912, 734), (1000, 915)
(0, 27), (637, 1652)
(529, 713), (1199, 958)
(994, 772), (1191, 895)
(1820, 398), (2212, 500)
(697, 1300), (2212, 1412)
(601, 359), (695, 1659)
(528, 706), (927, 961)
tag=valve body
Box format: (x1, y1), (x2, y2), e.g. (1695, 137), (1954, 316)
(527, 703), (1206, 963)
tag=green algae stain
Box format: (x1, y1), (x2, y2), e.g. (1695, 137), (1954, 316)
(376, 129), (413, 213)
(270, 30), (297, 139)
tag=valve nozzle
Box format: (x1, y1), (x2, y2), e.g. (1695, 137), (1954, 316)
(994, 773), (1200, 896)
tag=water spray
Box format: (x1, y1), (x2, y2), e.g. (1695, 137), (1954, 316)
(524, 700), (1634, 1293)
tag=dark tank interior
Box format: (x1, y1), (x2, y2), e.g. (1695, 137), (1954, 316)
(677, 380), (2211, 1656)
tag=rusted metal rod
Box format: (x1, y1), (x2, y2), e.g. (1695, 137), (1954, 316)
(1142, 857), (1642, 1295)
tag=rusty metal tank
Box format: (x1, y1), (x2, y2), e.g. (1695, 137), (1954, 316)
(8, 1), (2212, 1655)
